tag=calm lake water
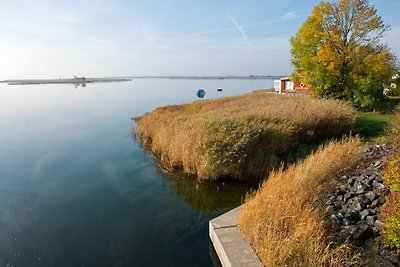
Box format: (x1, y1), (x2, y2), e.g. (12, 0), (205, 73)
(0, 79), (273, 267)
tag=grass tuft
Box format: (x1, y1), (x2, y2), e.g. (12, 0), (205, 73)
(135, 92), (356, 180)
(238, 137), (364, 266)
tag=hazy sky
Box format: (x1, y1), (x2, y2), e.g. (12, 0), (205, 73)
(0, 0), (399, 79)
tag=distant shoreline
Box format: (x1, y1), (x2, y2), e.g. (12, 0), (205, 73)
(1, 77), (131, 85)
(0, 75), (283, 85)
(126, 75), (283, 80)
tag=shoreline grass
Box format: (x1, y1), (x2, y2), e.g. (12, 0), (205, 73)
(380, 112), (400, 250)
(238, 137), (365, 266)
(135, 92), (356, 180)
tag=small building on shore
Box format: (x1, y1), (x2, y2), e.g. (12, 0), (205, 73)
(274, 77), (309, 95)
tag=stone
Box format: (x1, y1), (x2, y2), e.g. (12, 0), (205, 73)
(343, 192), (354, 203)
(326, 196), (335, 207)
(375, 220), (384, 232)
(366, 191), (376, 202)
(353, 180), (362, 189)
(359, 195), (370, 207)
(360, 210), (369, 220)
(336, 189), (346, 196)
(367, 209), (377, 216)
(353, 224), (374, 241)
(359, 173), (367, 179)
(372, 181), (385, 191)
(347, 177), (355, 186)
(348, 225), (358, 235)
(333, 203), (342, 211)
(355, 185), (366, 194)
(368, 173), (376, 181)
(346, 210), (361, 221)
(373, 161), (382, 167)
(347, 198), (354, 207)
(320, 143), (394, 259)
(361, 179), (372, 189)
(352, 197), (366, 210)
(365, 216), (376, 226)
(376, 196), (385, 206)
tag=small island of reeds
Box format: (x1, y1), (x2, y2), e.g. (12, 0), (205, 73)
(135, 92), (356, 180)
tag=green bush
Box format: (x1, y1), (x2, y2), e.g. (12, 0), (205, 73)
(381, 112), (400, 249)
(383, 214), (400, 249)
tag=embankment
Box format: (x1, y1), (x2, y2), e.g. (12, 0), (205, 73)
(238, 137), (365, 266)
(238, 113), (400, 266)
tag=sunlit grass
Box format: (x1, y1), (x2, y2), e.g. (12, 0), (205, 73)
(135, 92), (356, 180)
(238, 137), (364, 266)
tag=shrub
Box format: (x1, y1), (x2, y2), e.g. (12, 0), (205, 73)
(380, 112), (400, 249)
(238, 137), (364, 266)
(135, 92), (356, 180)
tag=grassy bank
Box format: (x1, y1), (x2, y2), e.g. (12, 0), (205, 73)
(380, 113), (400, 249)
(238, 138), (364, 266)
(135, 92), (356, 180)
(354, 112), (394, 140)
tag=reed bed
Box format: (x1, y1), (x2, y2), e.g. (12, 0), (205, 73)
(135, 92), (356, 180)
(238, 137), (365, 266)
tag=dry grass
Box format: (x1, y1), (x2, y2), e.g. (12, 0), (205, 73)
(238, 137), (365, 266)
(135, 92), (356, 180)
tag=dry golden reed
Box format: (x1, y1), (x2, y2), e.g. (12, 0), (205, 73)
(135, 92), (356, 180)
(238, 137), (364, 266)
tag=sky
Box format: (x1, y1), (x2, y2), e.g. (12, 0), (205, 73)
(0, 0), (399, 79)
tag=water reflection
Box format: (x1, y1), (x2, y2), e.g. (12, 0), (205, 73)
(0, 80), (272, 267)
(133, 130), (258, 214)
(161, 169), (258, 214)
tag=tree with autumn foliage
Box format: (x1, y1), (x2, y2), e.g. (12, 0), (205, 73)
(291, 0), (397, 109)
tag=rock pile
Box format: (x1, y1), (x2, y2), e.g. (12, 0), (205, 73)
(324, 143), (399, 266)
